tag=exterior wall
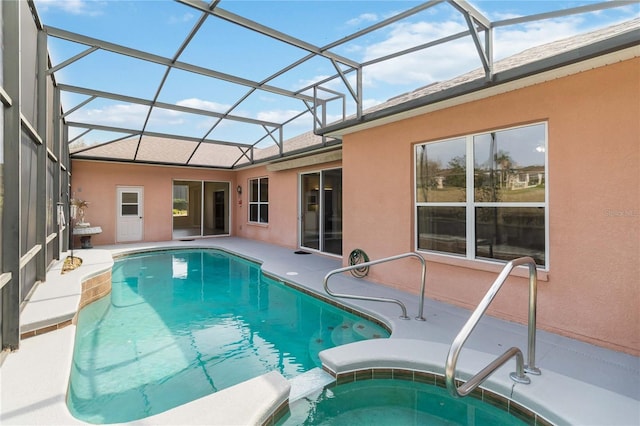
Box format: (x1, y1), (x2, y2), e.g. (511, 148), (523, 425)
(71, 158), (343, 250)
(70, 161), (236, 245)
(70, 59), (638, 355)
(234, 160), (342, 249)
(342, 58), (639, 355)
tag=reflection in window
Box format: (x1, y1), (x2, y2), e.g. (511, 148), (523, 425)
(172, 255), (188, 279)
(474, 124), (546, 203)
(475, 207), (545, 265)
(173, 184), (189, 217)
(417, 206), (466, 255)
(416, 138), (466, 203)
(415, 123), (547, 267)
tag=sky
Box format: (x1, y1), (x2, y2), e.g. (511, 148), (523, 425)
(32, 0), (639, 149)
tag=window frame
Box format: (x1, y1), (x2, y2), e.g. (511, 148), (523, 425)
(248, 177), (269, 224)
(414, 122), (549, 270)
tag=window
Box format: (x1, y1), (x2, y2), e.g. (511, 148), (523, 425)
(249, 177), (269, 224)
(415, 123), (547, 267)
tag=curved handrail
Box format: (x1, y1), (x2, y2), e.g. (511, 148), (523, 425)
(445, 256), (541, 398)
(323, 252), (427, 320)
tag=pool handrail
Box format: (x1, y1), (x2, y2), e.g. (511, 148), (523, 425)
(323, 252), (427, 320)
(445, 256), (541, 398)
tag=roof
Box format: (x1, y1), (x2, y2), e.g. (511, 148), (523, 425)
(56, 1), (639, 169)
(321, 17), (640, 136)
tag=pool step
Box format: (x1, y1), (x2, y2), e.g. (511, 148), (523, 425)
(308, 331), (333, 367)
(310, 321), (385, 367)
(351, 321), (386, 340)
(288, 368), (335, 402)
(330, 321), (357, 346)
(331, 320), (384, 346)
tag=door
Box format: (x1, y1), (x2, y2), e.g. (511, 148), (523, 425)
(117, 186), (143, 242)
(322, 169), (343, 255)
(214, 190), (225, 231)
(301, 173), (320, 250)
(300, 169), (342, 255)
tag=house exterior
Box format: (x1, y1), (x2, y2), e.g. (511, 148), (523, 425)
(70, 20), (639, 357)
(334, 54), (639, 356)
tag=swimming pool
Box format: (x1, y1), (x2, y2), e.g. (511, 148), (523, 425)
(67, 249), (389, 424)
(277, 378), (531, 425)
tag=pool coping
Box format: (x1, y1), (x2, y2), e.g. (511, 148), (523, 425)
(318, 338), (639, 425)
(2, 247), (292, 426)
(19, 250), (114, 336)
(2, 239), (639, 425)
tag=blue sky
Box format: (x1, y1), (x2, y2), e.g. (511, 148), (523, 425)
(33, 0), (639, 148)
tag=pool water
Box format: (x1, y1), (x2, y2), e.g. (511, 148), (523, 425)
(278, 379), (529, 426)
(67, 249), (389, 424)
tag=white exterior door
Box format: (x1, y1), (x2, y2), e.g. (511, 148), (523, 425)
(117, 186), (143, 242)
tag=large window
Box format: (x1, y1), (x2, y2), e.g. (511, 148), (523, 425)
(415, 123), (547, 267)
(249, 177), (269, 224)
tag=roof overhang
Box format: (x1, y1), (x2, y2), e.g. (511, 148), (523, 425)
(319, 29), (640, 138)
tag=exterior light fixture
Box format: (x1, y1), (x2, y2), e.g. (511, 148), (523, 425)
(236, 185), (242, 194)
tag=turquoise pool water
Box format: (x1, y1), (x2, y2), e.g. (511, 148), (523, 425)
(278, 379), (529, 426)
(67, 249), (389, 424)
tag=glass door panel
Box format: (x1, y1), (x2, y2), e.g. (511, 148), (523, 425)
(322, 169), (342, 255)
(300, 169), (342, 255)
(203, 182), (229, 236)
(301, 173), (320, 250)
(174, 180), (229, 239)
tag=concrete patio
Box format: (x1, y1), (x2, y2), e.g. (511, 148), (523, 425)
(1, 238), (638, 425)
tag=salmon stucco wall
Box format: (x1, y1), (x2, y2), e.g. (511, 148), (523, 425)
(71, 158), (343, 251)
(233, 160), (342, 249)
(342, 58), (639, 355)
(70, 161), (236, 245)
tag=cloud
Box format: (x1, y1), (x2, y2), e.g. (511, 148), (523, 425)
(363, 20), (468, 60)
(35, 0), (105, 16)
(492, 18), (587, 60)
(176, 98), (231, 113)
(169, 12), (195, 24)
(256, 109), (303, 123)
(67, 102), (186, 128)
(356, 20), (474, 86)
(346, 13), (379, 27)
(80, 103), (148, 125)
(349, 14), (619, 88)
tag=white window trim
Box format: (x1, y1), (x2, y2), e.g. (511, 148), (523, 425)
(248, 177), (269, 224)
(414, 122), (549, 271)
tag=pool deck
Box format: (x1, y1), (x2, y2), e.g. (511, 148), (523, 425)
(1, 237), (638, 425)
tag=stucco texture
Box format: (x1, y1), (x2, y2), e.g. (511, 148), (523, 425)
(70, 162), (235, 245)
(341, 58), (639, 355)
(70, 58), (639, 355)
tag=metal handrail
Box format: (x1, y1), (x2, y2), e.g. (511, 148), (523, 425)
(323, 252), (427, 320)
(445, 256), (541, 398)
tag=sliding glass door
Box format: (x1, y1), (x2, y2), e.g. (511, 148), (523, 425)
(172, 180), (230, 239)
(300, 169), (342, 255)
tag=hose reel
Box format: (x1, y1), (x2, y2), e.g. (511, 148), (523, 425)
(348, 248), (370, 278)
